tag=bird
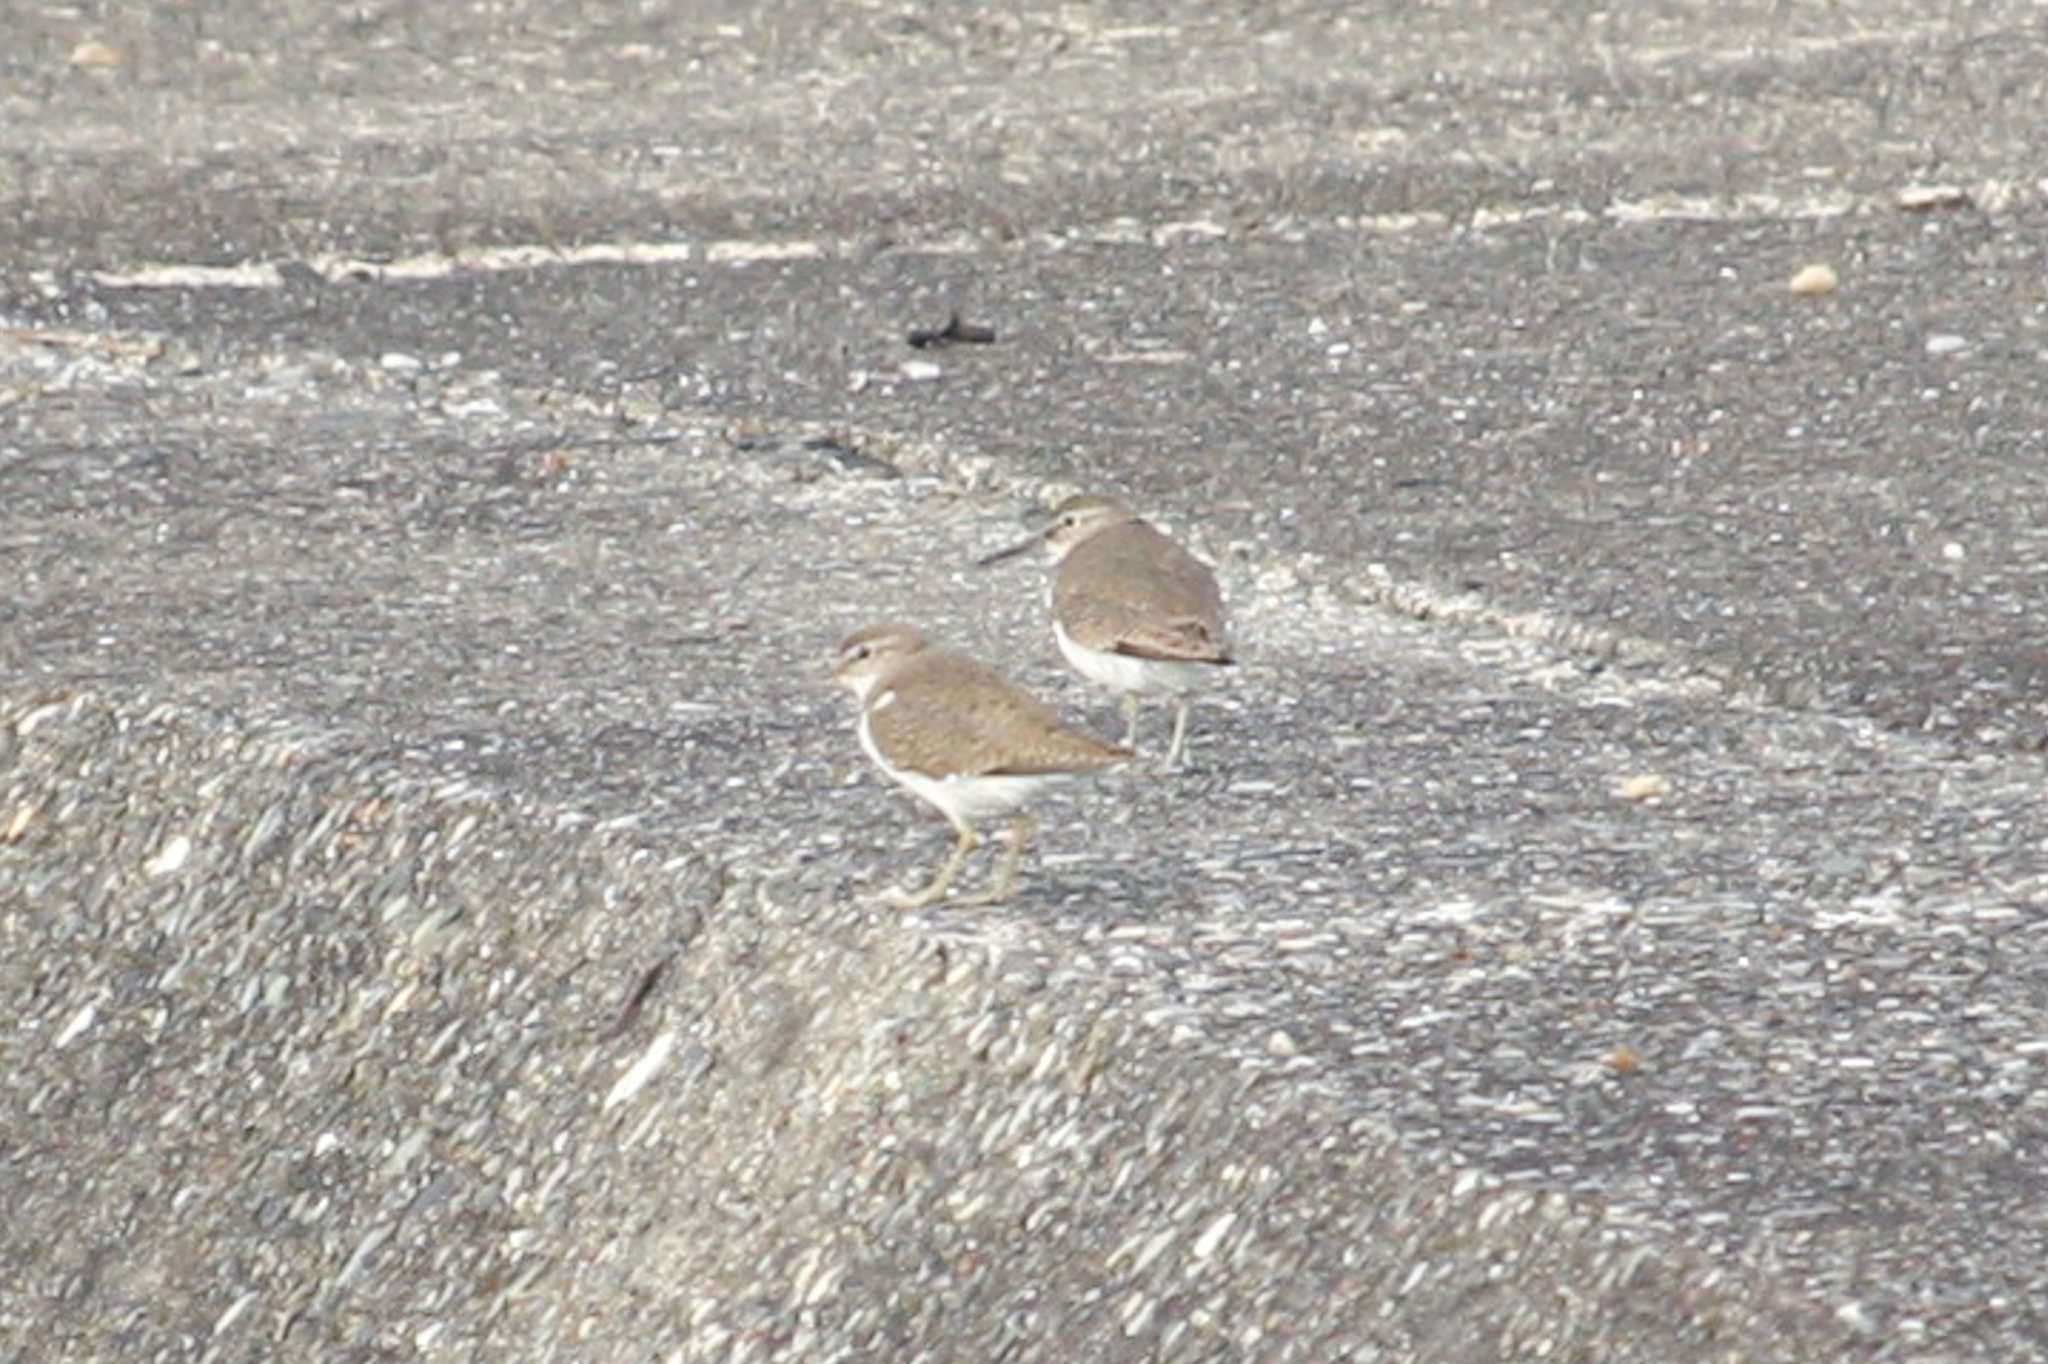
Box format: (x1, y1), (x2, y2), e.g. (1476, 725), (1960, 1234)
(978, 494), (1233, 769)
(832, 623), (1130, 907)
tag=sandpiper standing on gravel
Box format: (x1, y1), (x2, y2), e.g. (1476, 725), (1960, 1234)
(979, 494), (1233, 769)
(833, 623), (1130, 906)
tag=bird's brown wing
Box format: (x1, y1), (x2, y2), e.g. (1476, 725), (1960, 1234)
(1056, 522), (1232, 663)
(1109, 615), (1235, 665)
(869, 653), (1129, 777)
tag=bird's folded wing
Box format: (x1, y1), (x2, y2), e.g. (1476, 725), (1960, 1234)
(1108, 615), (1234, 665)
(872, 676), (1125, 777)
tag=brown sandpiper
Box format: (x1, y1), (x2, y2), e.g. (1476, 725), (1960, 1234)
(832, 622), (1130, 907)
(978, 494), (1233, 769)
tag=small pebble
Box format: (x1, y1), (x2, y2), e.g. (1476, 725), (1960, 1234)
(1925, 335), (1966, 356)
(1613, 773), (1672, 802)
(54, 1003), (97, 1048)
(144, 833), (193, 877)
(1788, 264), (1838, 296)
(1897, 184), (1966, 211)
(70, 40), (123, 68)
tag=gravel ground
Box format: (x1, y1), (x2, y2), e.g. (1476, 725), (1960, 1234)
(5, 1), (2048, 1360)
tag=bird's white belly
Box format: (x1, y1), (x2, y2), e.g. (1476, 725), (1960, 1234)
(859, 713), (1059, 826)
(1055, 621), (1210, 696)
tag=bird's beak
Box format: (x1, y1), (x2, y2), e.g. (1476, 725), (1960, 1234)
(975, 528), (1045, 568)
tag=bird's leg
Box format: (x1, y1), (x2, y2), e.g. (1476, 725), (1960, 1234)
(1161, 697), (1193, 771)
(1120, 691), (1142, 749)
(959, 813), (1035, 906)
(884, 823), (979, 908)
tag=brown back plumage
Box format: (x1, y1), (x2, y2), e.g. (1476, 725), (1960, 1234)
(868, 647), (1130, 778)
(1054, 520), (1232, 664)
